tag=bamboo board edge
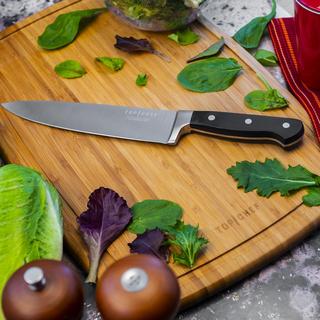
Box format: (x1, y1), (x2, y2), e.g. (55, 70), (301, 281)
(178, 204), (320, 309)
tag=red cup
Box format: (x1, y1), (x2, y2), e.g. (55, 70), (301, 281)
(295, 0), (320, 90)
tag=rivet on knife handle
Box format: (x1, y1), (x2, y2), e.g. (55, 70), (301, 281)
(189, 111), (304, 148)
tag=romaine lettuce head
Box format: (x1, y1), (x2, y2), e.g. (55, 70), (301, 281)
(0, 164), (63, 318)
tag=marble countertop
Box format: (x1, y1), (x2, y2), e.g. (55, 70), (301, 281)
(1, 1), (319, 320)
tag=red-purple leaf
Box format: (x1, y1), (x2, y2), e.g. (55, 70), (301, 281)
(114, 35), (171, 62)
(128, 229), (169, 261)
(77, 187), (132, 283)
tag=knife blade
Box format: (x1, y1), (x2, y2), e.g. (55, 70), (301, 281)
(1, 101), (304, 148)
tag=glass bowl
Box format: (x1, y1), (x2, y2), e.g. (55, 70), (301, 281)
(105, 0), (204, 31)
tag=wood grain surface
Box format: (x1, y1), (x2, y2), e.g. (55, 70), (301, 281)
(1, 0), (320, 308)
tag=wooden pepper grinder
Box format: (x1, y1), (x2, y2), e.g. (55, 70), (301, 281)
(96, 254), (181, 320)
(2, 259), (84, 320)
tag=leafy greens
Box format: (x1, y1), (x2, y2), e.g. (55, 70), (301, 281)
(128, 200), (183, 234)
(233, 0), (276, 49)
(177, 57), (242, 93)
(54, 60), (86, 79)
(77, 188), (132, 283)
(254, 49), (278, 66)
(303, 188), (320, 207)
(136, 73), (148, 86)
(227, 159), (320, 201)
(244, 73), (288, 111)
(127, 200), (207, 268)
(187, 37), (225, 63)
(168, 27), (200, 46)
(54, 60), (87, 79)
(114, 35), (171, 62)
(96, 57), (125, 71)
(38, 8), (106, 50)
(128, 229), (169, 260)
(0, 164), (63, 317)
(168, 222), (208, 268)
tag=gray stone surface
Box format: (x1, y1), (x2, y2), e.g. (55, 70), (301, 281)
(1, 1), (319, 320)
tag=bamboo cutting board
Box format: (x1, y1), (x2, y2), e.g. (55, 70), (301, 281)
(1, 0), (320, 309)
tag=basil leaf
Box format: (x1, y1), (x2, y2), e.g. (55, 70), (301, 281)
(227, 159), (318, 198)
(303, 187), (320, 207)
(233, 0), (276, 49)
(254, 49), (278, 66)
(128, 200), (183, 234)
(38, 8), (106, 50)
(54, 60), (86, 79)
(187, 37), (225, 63)
(168, 27), (200, 46)
(168, 222), (208, 268)
(245, 73), (288, 111)
(96, 57), (125, 71)
(136, 73), (148, 86)
(177, 57), (242, 93)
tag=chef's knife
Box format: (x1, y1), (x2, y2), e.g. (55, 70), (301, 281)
(2, 101), (304, 148)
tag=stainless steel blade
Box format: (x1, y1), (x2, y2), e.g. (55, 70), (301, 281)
(2, 101), (193, 144)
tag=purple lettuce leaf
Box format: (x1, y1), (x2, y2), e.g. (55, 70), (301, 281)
(114, 35), (171, 62)
(128, 229), (169, 261)
(77, 187), (132, 283)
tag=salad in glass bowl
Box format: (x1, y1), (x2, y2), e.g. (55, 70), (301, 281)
(105, 0), (205, 31)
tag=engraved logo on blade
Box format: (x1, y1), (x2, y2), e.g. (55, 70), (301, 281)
(125, 109), (158, 122)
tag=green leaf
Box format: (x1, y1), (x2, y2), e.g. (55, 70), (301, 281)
(187, 37), (225, 63)
(233, 0), (276, 49)
(38, 8), (106, 50)
(128, 200), (183, 234)
(254, 49), (278, 66)
(177, 57), (242, 93)
(0, 164), (63, 315)
(168, 222), (208, 268)
(303, 187), (320, 207)
(245, 89), (288, 111)
(96, 57), (125, 71)
(227, 158), (318, 197)
(245, 73), (288, 111)
(136, 73), (148, 86)
(168, 27), (200, 46)
(54, 60), (86, 79)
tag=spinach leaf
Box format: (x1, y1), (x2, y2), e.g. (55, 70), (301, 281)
(168, 27), (200, 46)
(96, 57), (125, 71)
(136, 73), (148, 86)
(233, 0), (276, 49)
(128, 200), (183, 234)
(187, 37), (225, 63)
(54, 60), (86, 79)
(254, 49), (278, 66)
(168, 221), (208, 268)
(227, 158), (319, 198)
(177, 57), (242, 93)
(245, 73), (288, 111)
(38, 8), (106, 50)
(303, 187), (320, 207)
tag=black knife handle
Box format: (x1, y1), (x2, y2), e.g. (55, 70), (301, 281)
(190, 111), (304, 148)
